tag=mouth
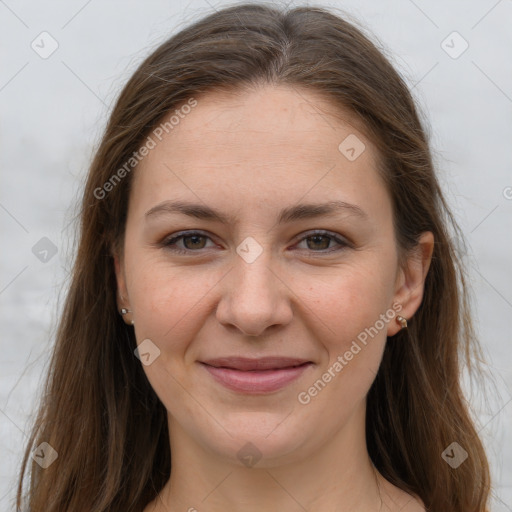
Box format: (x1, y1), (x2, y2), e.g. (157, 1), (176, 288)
(201, 356), (312, 371)
(199, 357), (314, 394)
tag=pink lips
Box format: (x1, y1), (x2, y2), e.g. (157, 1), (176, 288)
(199, 357), (313, 394)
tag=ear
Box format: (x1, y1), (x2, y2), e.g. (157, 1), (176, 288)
(387, 231), (434, 336)
(112, 245), (130, 312)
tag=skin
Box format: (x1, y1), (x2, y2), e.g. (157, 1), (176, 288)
(113, 84), (433, 512)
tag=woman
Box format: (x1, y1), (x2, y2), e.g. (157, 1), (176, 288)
(17, 3), (491, 511)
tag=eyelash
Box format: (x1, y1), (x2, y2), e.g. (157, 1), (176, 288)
(160, 230), (350, 255)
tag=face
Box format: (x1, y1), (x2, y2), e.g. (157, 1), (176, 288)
(114, 85), (431, 468)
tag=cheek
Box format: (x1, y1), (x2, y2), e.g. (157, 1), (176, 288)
(126, 262), (217, 417)
(299, 262), (395, 346)
(127, 258), (222, 361)
(293, 255), (397, 402)
(294, 271), (392, 421)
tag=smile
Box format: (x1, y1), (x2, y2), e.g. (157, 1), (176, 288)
(199, 357), (314, 394)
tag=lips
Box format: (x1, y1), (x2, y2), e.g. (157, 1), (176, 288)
(199, 357), (313, 394)
(200, 356), (311, 371)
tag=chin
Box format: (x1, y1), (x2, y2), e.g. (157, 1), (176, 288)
(199, 411), (311, 468)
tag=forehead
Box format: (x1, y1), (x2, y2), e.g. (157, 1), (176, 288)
(147, 85), (373, 158)
(130, 84), (389, 219)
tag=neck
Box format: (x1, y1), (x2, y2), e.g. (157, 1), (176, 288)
(152, 403), (390, 512)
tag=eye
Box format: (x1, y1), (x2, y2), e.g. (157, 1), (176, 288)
(161, 230), (349, 255)
(293, 230), (350, 253)
(162, 231), (217, 254)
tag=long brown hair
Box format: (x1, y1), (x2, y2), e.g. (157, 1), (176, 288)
(17, 3), (491, 511)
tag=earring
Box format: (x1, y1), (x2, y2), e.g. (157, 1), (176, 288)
(396, 315), (408, 329)
(120, 308), (134, 326)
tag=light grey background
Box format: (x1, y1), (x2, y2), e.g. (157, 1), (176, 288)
(1, 0), (511, 510)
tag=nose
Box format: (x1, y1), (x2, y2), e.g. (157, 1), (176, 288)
(215, 249), (293, 337)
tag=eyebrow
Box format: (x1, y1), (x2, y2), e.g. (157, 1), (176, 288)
(145, 199), (368, 225)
